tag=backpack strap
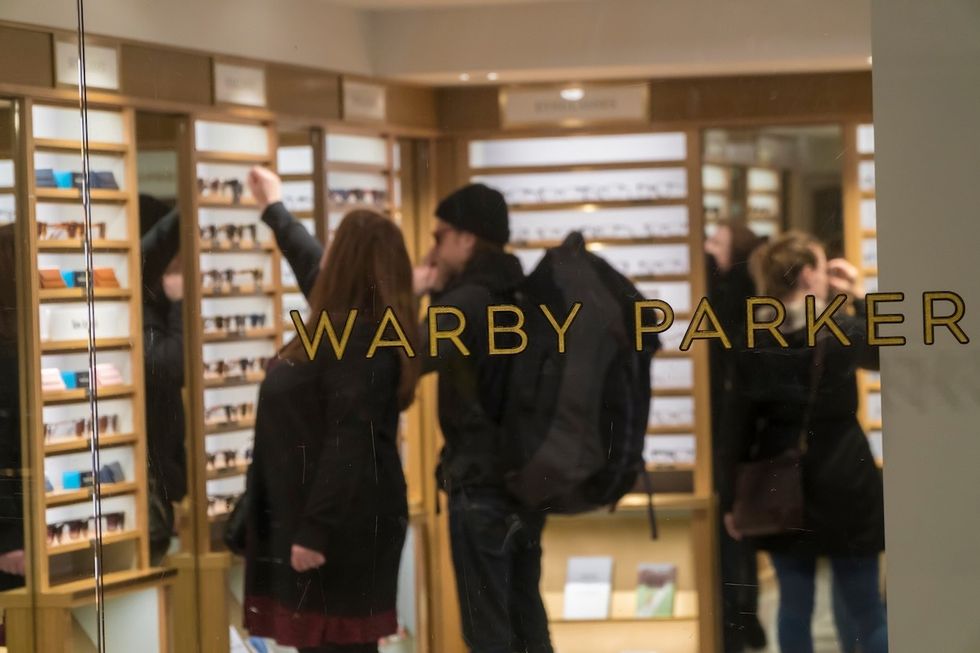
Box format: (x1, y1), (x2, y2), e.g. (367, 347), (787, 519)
(640, 466), (659, 540)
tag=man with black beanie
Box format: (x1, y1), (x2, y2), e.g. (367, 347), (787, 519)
(415, 183), (554, 653)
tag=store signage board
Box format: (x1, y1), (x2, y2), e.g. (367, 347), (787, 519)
(501, 83), (649, 128)
(54, 39), (120, 91)
(214, 62), (267, 107)
(343, 80), (387, 122)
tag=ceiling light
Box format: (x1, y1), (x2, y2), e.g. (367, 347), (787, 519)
(487, 72), (499, 81)
(867, 56), (873, 65)
(459, 73), (470, 82)
(560, 86), (585, 102)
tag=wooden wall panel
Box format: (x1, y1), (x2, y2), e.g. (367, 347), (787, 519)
(436, 86), (500, 132)
(121, 43), (212, 105)
(0, 25), (53, 88)
(267, 63), (341, 120)
(386, 83), (438, 130)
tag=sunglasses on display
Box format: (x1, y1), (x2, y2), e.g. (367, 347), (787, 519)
(650, 409), (695, 426)
(203, 356), (270, 381)
(328, 188), (388, 206)
(207, 494), (239, 517)
(206, 449), (242, 470)
(501, 181), (686, 206)
(37, 221), (108, 240)
(198, 177), (245, 203)
(202, 268), (264, 293)
(202, 313), (267, 334)
(45, 512), (126, 546)
(204, 402), (255, 426)
(199, 223), (258, 248)
(44, 414), (119, 440)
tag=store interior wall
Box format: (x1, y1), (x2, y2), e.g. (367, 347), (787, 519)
(872, 0), (980, 650)
(2, 0), (870, 84)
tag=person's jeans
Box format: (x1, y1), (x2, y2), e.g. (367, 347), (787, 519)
(770, 554), (888, 653)
(448, 488), (554, 653)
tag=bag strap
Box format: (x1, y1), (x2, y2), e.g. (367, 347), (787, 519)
(797, 337), (828, 453)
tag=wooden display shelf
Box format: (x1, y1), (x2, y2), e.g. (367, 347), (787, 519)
(647, 463), (696, 473)
(39, 288), (131, 302)
(204, 418), (256, 436)
(43, 385), (134, 405)
(44, 432), (139, 456)
(862, 229), (878, 238)
(328, 201), (392, 213)
(46, 481), (138, 507)
(41, 337), (131, 353)
(199, 240), (275, 253)
(652, 388), (694, 398)
(630, 273), (690, 283)
(201, 288), (276, 298)
(510, 236), (690, 250)
(202, 327), (278, 343)
(38, 239), (130, 252)
(866, 381), (882, 392)
(196, 151), (272, 165)
(647, 425), (696, 435)
(33, 138), (128, 154)
(35, 188), (129, 203)
(206, 463), (249, 481)
(47, 529), (141, 557)
(326, 161), (391, 175)
(867, 420), (883, 431)
(652, 350), (691, 360)
(616, 493), (710, 512)
(470, 160), (686, 177)
(203, 374), (265, 390)
(208, 511), (232, 525)
(861, 191), (876, 200)
(290, 210), (314, 219)
(509, 199), (687, 213)
(543, 589), (699, 624)
(281, 285), (301, 294)
(197, 196), (259, 209)
(0, 186), (14, 194)
(279, 173), (314, 182)
(863, 266), (879, 276)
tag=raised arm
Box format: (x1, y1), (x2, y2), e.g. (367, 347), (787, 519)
(248, 166), (324, 299)
(140, 207), (180, 292)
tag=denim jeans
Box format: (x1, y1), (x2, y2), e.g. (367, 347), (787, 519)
(770, 553), (888, 653)
(448, 488), (554, 653)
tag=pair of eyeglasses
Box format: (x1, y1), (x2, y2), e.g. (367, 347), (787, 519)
(202, 314), (267, 333)
(206, 449), (241, 470)
(44, 414), (119, 440)
(198, 177), (245, 202)
(37, 221), (108, 240)
(433, 226), (454, 246)
(202, 268), (264, 289)
(204, 402), (254, 425)
(650, 409), (694, 426)
(207, 494), (239, 515)
(199, 223), (258, 247)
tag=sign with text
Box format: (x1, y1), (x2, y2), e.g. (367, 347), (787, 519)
(214, 62), (267, 107)
(502, 83), (649, 128)
(54, 40), (120, 91)
(343, 80), (387, 122)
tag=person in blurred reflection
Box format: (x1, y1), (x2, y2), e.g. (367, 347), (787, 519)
(413, 184), (553, 653)
(704, 220), (768, 651)
(0, 224), (26, 596)
(719, 232), (887, 653)
(243, 167), (419, 653)
(139, 195), (188, 565)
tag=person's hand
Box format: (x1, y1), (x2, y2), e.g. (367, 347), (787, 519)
(247, 166), (282, 210)
(290, 544), (325, 572)
(162, 272), (183, 302)
(413, 264), (438, 296)
(0, 549), (25, 576)
(723, 513), (742, 541)
(828, 258), (863, 299)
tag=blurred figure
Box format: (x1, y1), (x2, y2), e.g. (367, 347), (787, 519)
(704, 221), (767, 651)
(139, 195), (187, 565)
(243, 167), (418, 653)
(720, 231), (887, 653)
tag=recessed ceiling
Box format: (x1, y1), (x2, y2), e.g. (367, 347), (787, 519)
(322, 0), (570, 8)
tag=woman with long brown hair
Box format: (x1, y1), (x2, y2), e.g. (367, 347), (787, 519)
(242, 167), (419, 653)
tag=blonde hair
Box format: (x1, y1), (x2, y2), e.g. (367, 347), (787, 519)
(749, 230), (822, 299)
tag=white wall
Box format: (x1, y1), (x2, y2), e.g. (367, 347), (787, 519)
(368, 0), (872, 82)
(0, 0), (374, 75)
(873, 1), (980, 651)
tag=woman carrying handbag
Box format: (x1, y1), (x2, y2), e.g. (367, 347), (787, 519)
(718, 231), (888, 653)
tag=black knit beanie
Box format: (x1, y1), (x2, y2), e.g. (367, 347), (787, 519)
(435, 183), (510, 246)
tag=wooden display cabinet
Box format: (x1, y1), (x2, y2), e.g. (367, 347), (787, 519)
(0, 97), (173, 652)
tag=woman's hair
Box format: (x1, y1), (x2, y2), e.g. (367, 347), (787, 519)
(719, 219), (766, 269)
(0, 223), (18, 347)
(749, 230), (822, 298)
(280, 210), (420, 410)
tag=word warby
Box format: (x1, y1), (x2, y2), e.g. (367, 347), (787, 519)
(289, 291), (969, 361)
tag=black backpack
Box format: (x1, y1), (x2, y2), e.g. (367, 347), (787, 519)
(501, 232), (660, 533)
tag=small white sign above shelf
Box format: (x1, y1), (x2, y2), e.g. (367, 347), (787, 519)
(214, 62), (267, 108)
(343, 80), (387, 122)
(501, 83), (649, 128)
(54, 39), (120, 91)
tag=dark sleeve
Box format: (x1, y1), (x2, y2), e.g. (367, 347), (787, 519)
(848, 299), (880, 371)
(144, 301), (184, 385)
(292, 354), (386, 554)
(716, 356), (758, 514)
(260, 202), (324, 298)
(418, 285), (492, 376)
(0, 359), (24, 555)
(141, 208), (180, 288)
